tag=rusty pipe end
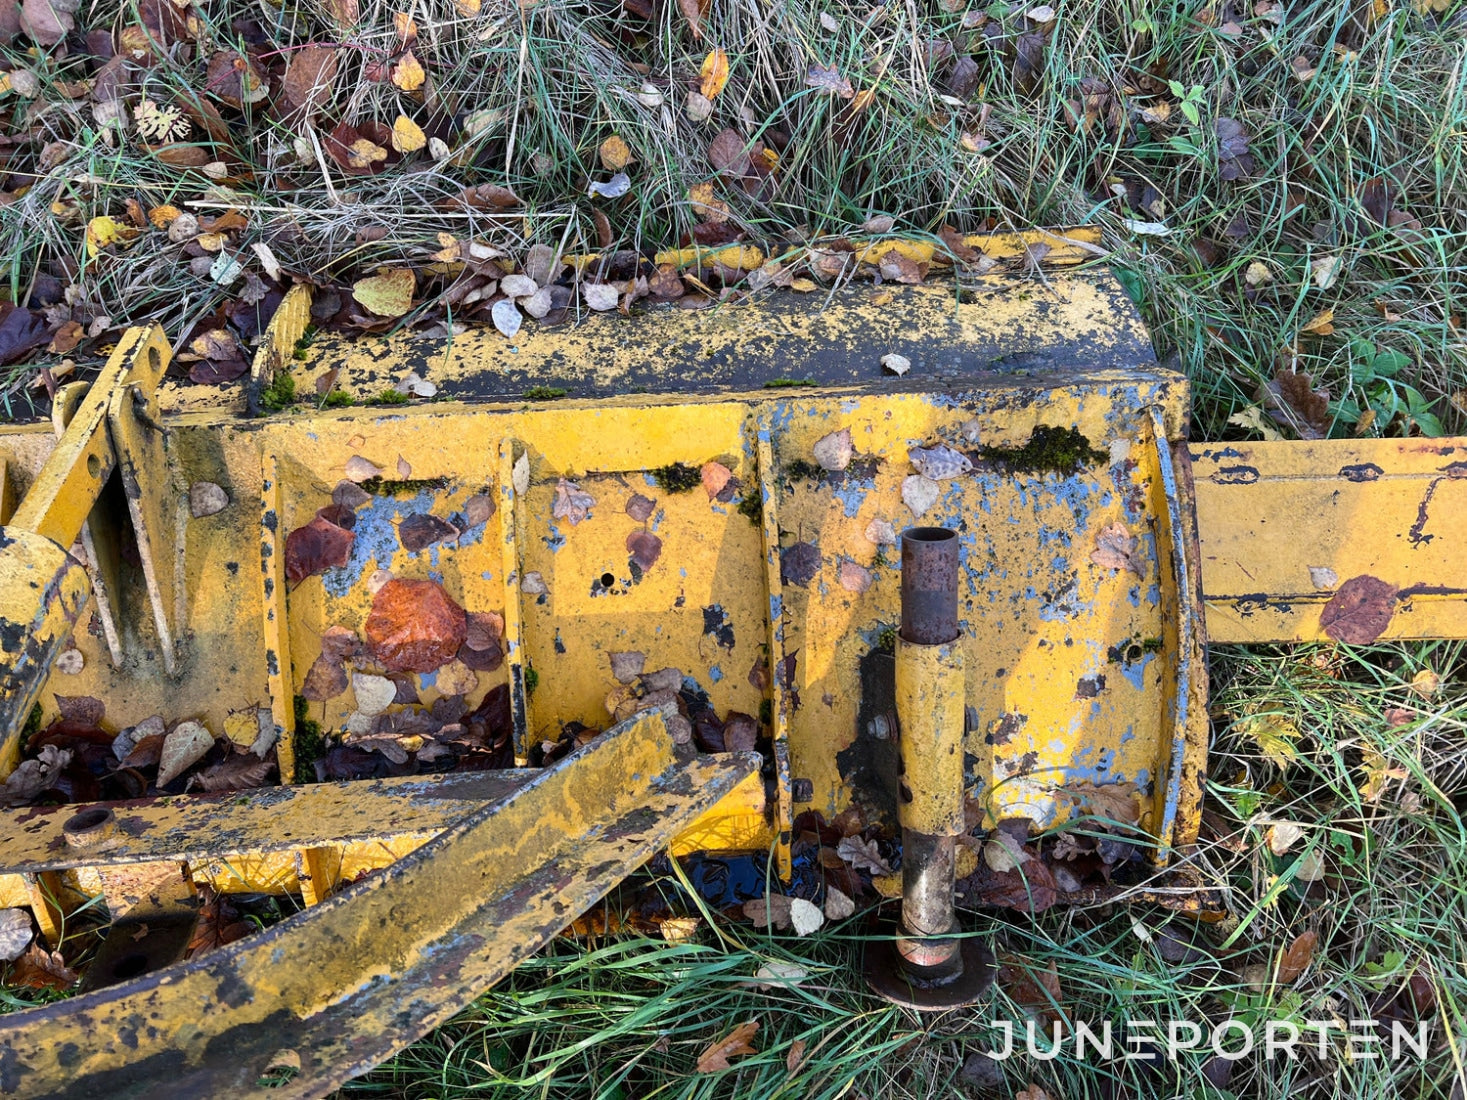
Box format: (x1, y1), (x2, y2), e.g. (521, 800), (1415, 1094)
(900, 527), (959, 645)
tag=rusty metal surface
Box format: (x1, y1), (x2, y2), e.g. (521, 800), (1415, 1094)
(1191, 437), (1467, 643)
(0, 770), (537, 873)
(0, 708), (760, 1099)
(0, 296), (1195, 858)
(900, 527), (960, 645)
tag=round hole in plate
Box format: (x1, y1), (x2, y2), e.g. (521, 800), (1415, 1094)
(87, 454), (101, 478)
(64, 807), (113, 833)
(600, 572), (616, 588)
(112, 952), (150, 981)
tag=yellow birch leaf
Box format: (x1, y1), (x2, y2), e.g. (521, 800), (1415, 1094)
(85, 216), (141, 257)
(599, 134), (633, 171)
(352, 268), (416, 317)
(391, 115), (426, 153)
(391, 49), (426, 91)
(699, 48), (730, 99)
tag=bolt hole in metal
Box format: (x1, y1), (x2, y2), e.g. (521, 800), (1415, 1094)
(87, 453), (100, 478)
(599, 572), (616, 588)
(112, 953), (150, 981)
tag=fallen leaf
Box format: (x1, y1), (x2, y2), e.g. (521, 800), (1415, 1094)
(1244, 260), (1273, 287)
(984, 832), (1030, 873)
(908, 444), (971, 479)
(391, 115), (426, 153)
(19, 0), (75, 46)
(781, 542), (821, 587)
(7, 944), (77, 991)
(610, 651), (646, 683)
(1061, 781), (1142, 825)
(0, 746), (70, 807)
(743, 894), (792, 929)
(865, 518), (898, 545)
(352, 673), (397, 717)
(587, 173), (630, 199)
(85, 215), (141, 258)
(0, 910), (32, 962)
(707, 129), (748, 176)
(1410, 669), (1441, 698)
(626, 493), (656, 522)
(189, 753), (275, 792)
(491, 299), (522, 338)
(365, 578), (468, 673)
(437, 658), (479, 696)
(837, 834), (893, 875)
(1276, 930), (1318, 983)
(1090, 522), (1145, 577)
(552, 479), (595, 525)
(812, 428), (854, 471)
(786, 1038), (808, 1074)
(701, 461), (734, 499)
(301, 653), (348, 701)
(1311, 255), (1342, 289)
(789, 897), (824, 936)
(599, 135), (633, 171)
(1300, 308), (1335, 336)
(901, 474), (940, 518)
(282, 45), (338, 119)
(699, 48), (730, 99)
(805, 65), (853, 98)
(1215, 116), (1254, 180)
(1320, 575), (1397, 644)
(685, 90), (714, 122)
(583, 282), (620, 310)
(1240, 712), (1302, 768)
(750, 960), (808, 989)
(696, 1021), (757, 1073)
(627, 530), (662, 571)
(1228, 405), (1285, 441)
(824, 887), (854, 920)
(352, 268), (415, 318)
(345, 455), (384, 483)
(838, 560), (872, 594)
(391, 49), (426, 91)
(285, 514), (354, 585)
(157, 720), (215, 786)
(47, 321), (82, 354)
(1014, 1085), (1054, 1100)
(1267, 820), (1304, 856)
(878, 249), (923, 284)
(501, 274), (538, 298)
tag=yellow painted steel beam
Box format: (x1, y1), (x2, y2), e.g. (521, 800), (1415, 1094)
(0, 708), (760, 1099)
(0, 528), (92, 773)
(1191, 438), (1467, 643)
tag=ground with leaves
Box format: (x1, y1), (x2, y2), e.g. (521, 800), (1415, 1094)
(3, 0), (1467, 1097)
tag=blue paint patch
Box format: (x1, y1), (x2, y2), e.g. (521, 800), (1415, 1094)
(1116, 651), (1156, 691)
(709, 666), (724, 683)
(323, 487), (459, 598)
(830, 480), (869, 518)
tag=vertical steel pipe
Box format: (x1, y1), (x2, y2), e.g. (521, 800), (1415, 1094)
(893, 527), (966, 983)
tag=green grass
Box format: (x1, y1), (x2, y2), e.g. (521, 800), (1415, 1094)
(337, 641), (1467, 1100)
